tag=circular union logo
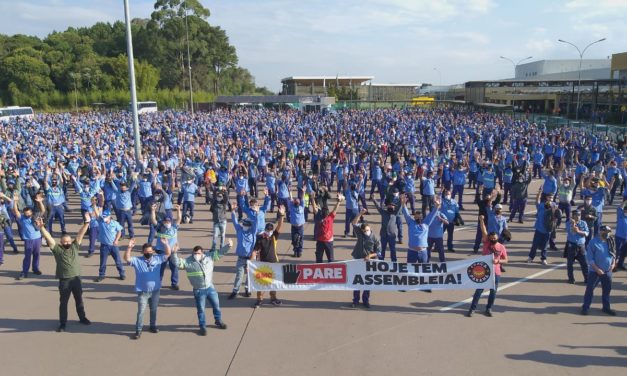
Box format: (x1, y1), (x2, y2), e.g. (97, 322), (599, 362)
(254, 265), (275, 286)
(467, 262), (491, 283)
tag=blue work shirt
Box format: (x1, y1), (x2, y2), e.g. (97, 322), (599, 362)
(19, 216), (41, 240)
(440, 198), (459, 222)
(586, 237), (615, 273)
(566, 220), (589, 245)
(154, 224), (178, 252)
(129, 254), (167, 292)
(97, 218), (122, 245)
(232, 212), (258, 257)
(181, 182), (198, 202)
(422, 178), (435, 196)
(288, 199), (306, 226)
(46, 186), (66, 206)
(403, 207), (437, 249)
(616, 208), (627, 239)
(534, 204), (549, 234)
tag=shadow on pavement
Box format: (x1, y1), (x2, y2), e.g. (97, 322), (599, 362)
(505, 350), (627, 368)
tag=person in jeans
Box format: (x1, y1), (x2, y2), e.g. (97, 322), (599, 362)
(173, 240), (231, 335)
(123, 238), (173, 339)
(209, 185), (229, 252)
(37, 215), (91, 332)
(92, 206), (125, 282)
(466, 215), (509, 317)
(350, 208), (381, 309)
(581, 225), (617, 316)
(228, 202), (258, 299)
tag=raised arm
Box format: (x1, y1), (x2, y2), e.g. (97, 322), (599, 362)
(37, 217), (56, 248)
(331, 193), (344, 215)
(123, 238), (135, 263)
(75, 213), (91, 246)
(174, 204), (182, 226)
(478, 214), (488, 241)
(150, 203), (159, 226)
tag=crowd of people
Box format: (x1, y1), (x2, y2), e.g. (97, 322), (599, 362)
(0, 107), (624, 336)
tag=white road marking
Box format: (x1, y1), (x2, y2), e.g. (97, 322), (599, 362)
(439, 262), (566, 311)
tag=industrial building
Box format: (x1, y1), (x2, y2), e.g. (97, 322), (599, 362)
(280, 76), (419, 101)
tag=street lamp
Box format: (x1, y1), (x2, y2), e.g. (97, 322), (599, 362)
(558, 37), (606, 120)
(183, 1), (194, 114)
(123, 0), (142, 162)
(433, 67), (442, 100)
(500, 55), (533, 113)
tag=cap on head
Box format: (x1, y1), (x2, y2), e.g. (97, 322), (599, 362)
(600, 225), (612, 233)
(494, 204), (502, 210)
(101, 209), (111, 218)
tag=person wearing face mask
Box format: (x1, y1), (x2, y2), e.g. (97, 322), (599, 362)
(228, 205), (258, 300)
(151, 204), (182, 290)
(173, 240), (232, 335)
(420, 170), (436, 216)
(13, 192), (46, 280)
(440, 189), (462, 253)
(577, 194), (597, 246)
(565, 210), (589, 284)
(44, 169), (67, 236)
(466, 218), (508, 317)
(527, 187), (553, 265)
(402, 194), (440, 264)
(124, 239), (173, 339)
(581, 225), (617, 316)
(92, 206), (125, 282)
(37, 215), (91, 332)
(372, 197), (401, 262)
(111, 175), (137, 240)
(234, 165), (249, 221)
(350, 210), (381, 309)
(288, 191), (306, 257)
(252, 206), (286, 308)
(312, 194), (342, 263)
(180, 177), (198, 224)
(581, 176), (609, 235)
(242, 189), (272, 235)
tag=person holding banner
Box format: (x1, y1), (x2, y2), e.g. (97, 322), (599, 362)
(252, 206), (286, 307)
(467, 215), (508, 317)
(350, 208), (381, 308)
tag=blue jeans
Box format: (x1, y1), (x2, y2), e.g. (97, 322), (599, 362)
(212, 220), (227, 251)
(194, 287), (222, 328)
(379, 232), (397, 262)
(470, 275), (500, 311)
(582, 271), (612, 311)
(528, 231), (550, 261)
(407, 249), (428, 263)
(182, 200), (195, 220)
(232, 257), (249, 293)
(98, 244), (125, 278)
(136, 290), (160, 332)
(452, 184), (464, 208)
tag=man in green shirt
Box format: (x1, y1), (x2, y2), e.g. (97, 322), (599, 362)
(36, 215), (91, 332)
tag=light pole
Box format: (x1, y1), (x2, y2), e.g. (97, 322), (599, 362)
(500, 56), (532, 113)
(184, 1), (194, 114)
(558, 37), (606, 120)
(123, 0), (142, 162)
(433, 67), (442, 100)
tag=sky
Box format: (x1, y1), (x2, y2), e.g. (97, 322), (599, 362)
(0, 0), (625, 91)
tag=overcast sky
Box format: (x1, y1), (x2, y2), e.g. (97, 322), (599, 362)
(0, 0), (625, 91)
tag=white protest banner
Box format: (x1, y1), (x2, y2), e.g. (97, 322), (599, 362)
(248, 256), (495, 291)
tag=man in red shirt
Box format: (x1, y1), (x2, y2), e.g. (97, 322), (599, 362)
(466, 214), (509, 317)
(312, 193), (344, 263)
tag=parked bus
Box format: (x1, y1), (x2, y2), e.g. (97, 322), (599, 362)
(129, 101), (158, 114)
(0, 106), (34, 122)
